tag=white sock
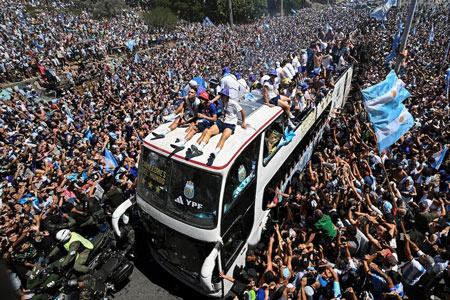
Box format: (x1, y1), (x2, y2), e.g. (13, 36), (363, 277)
(213, 147), (221, 156)
(198, 142), (206, 151)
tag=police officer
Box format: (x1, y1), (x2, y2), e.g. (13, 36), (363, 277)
(49, 229), (93, 273)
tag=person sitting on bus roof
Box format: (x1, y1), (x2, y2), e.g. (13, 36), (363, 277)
(263, 69), (295, 129)
(187, 88), (247, 165)
(170, 91), (217, 150)
(151, 88), (200, 139)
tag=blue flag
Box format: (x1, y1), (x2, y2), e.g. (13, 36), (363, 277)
(362, 70), (414, 151)
(445, 67), (450, 98)
(428, 24), (435, 45)
(104, 148), (118, 173)
(385, 22), (403, 64)
(431, 145), (448, 169)
(370, 0), (396, 21)
(134, 53), (141, 64)
(202, 17), (214, 27)
(125, 39), (136, 51)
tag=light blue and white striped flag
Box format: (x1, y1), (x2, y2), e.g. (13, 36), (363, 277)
(104, 148), (118, 173)
(445, 67), (450, 98)
(428, 24), (435, 45)
(431, 145), (448, 169)
(370, 0), (397, 21)
(362, 70), (414, 151)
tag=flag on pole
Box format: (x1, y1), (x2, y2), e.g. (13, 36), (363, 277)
(431, 145), (448, 169)
(385, 21), (403, 64)
(445, 67), (450, 99)
(370, 0), (396, 21)
(443, 39), (450, 65)
(104, 148), (118, 173)
(202, 17), (214, 27)
(428, 24), (435, 45)
(362, 70), (414, 151)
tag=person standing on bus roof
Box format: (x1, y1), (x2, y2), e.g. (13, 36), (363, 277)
(151, 88), (200, 139)
(263, 69), (296, 129)
(220, 66), (241, 102)
(187, 88), (247, 166)
(170, 91), (217, 150)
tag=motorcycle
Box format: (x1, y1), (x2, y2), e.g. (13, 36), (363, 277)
(27, 229), (134, 299)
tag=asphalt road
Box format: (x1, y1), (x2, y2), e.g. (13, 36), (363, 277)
(114, 255), (211, 300)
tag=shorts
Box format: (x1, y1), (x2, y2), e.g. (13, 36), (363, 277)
(270, 95), (280, 106)
(196, 120), (211, 132)
(216, 120), (236, 134)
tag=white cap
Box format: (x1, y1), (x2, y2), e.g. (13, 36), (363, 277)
(189, 80), (198, 87)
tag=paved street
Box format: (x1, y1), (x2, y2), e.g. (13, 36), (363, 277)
(114, 256), (210, 300)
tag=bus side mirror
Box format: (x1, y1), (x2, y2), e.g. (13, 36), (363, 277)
(112, 197), (135, 237)
(200, 240), (222, 292)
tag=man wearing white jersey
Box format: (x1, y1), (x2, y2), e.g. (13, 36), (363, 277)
(220, 66), (240, 102)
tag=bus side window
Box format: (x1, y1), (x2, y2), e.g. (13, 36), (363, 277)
(222, 136), (260, 217)
(263, 116), (285, 165)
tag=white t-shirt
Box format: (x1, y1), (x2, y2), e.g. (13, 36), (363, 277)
(220, 100), (242, 125)
(292, 56), (301, 72)
(220, 73), (240, 101)
(285, 63), (296, 78)
(264, 79), (279, 99)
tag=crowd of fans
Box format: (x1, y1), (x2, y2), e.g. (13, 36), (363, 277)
(0, 0), (449, 299)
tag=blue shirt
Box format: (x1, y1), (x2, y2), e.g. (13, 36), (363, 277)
(199, 102), (217, 126)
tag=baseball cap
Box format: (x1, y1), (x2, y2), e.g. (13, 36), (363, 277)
(189, 80), (197, 87)
(223, 66), (231, 74)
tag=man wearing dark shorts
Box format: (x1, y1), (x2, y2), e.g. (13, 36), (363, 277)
(170, 91), (217, 149)
(188, 88), (247, 165)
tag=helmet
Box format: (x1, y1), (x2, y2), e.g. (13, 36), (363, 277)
(56, 229), (71, 243)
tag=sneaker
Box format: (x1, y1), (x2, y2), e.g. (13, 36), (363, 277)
(185, 148), (193, 160)
(288, 113), (295, 119)
(152, 132), (165, 139)
(288, 120), (295, 130)
(207, 153), (216, 166)
(190, 145), (203, 157)
(170, 139), (184, 149)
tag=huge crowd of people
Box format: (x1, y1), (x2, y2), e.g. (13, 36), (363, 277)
(0, 0), (449, 299)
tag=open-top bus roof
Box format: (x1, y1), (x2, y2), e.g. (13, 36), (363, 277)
(143, 98), (283, 172)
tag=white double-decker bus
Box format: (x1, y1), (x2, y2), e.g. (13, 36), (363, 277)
(113, 67), (353, 298)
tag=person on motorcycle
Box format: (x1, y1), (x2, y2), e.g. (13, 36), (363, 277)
(49, 229), (93, 273)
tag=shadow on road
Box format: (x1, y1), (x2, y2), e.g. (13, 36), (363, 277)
(133, 254), (211, 300)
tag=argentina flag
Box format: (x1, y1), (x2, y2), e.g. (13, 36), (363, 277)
(104, 148), (119, 173)
(362, 70), (414, 151)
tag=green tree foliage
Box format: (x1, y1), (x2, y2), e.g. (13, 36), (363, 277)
(140, 0), (267, 24)
(142, 6), (178, 29)
(73, 0), (127, 18)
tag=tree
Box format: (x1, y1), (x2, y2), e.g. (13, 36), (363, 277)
(142, 6), (177, 29)
(92, 0), (127, 18)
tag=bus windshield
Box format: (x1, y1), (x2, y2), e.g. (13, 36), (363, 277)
(137, 147), (221, 228)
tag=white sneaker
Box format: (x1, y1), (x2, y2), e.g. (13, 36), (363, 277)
(288, 120), (295, 129)
(288, 113), (295, 119)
